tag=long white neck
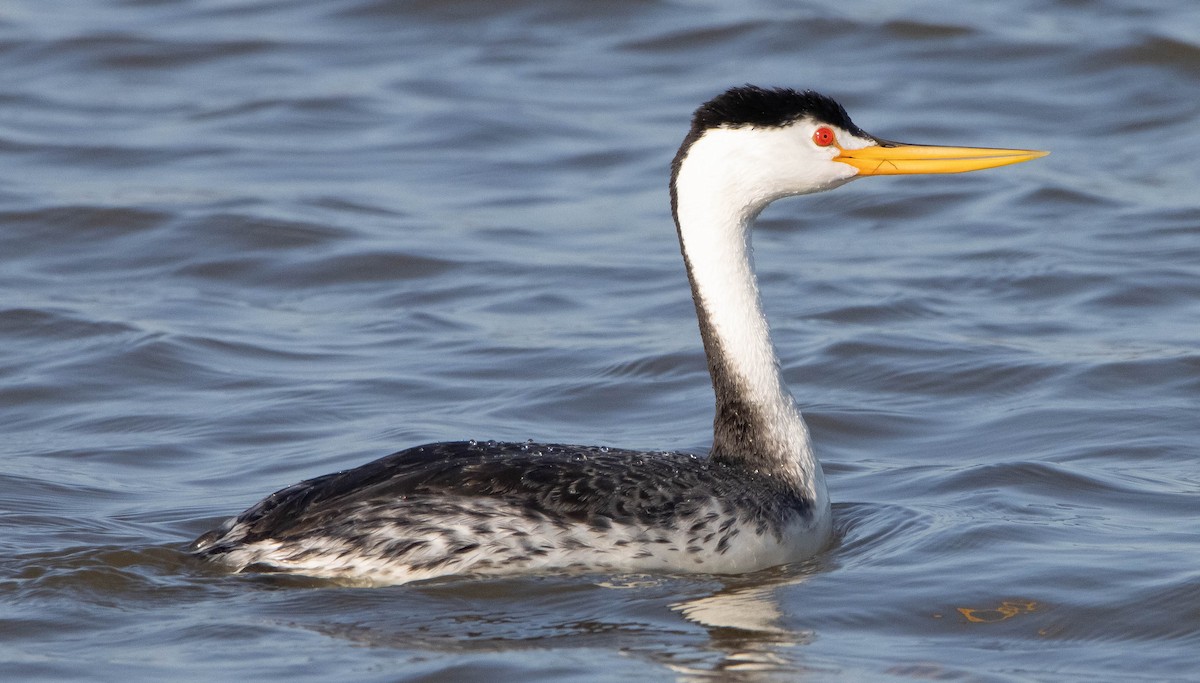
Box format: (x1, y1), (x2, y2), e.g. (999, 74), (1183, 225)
(670, 126), (843, 503)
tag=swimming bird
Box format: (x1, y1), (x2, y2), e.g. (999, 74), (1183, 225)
(191, 86), (1045, 585)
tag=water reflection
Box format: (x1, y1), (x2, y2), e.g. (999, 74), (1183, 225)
(666, 571), (818, 680)
(249, 567), (827, 679)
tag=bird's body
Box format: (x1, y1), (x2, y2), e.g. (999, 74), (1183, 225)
(192, 441), (826, 584)
(192, 86), (1044, 585)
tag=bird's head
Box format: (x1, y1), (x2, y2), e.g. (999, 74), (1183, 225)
(670, 86), (1046, 219)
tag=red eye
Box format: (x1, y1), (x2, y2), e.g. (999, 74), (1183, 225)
(812, 127), (836, 147)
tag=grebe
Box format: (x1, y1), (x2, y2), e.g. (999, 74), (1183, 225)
(191, 86), (1045, 585)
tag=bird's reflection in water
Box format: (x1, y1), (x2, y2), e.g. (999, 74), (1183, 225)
(664, 569), (821, 680)
(282, 566), (828, 679)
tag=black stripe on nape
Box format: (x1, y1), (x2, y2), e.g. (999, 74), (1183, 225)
(690, 85), (866, 136)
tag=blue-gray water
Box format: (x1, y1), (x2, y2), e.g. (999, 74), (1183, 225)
(2, 1), (1198, 680)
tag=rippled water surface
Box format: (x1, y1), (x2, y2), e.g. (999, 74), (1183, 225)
(3, 0), (1199, 680)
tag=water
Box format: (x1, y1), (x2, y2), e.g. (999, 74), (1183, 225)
(2, 0), (1198, 679)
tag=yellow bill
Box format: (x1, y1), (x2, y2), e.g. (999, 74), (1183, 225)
(835, 142), (1048, 176)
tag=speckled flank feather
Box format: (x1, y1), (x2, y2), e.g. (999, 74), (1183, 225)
(192, 441), (823, 585)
